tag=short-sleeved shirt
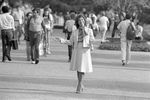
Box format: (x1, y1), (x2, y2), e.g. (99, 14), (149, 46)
(12, 10), (24, 24)
(86, 17), (92, 28)
(98, 16), (109, 30)
(117, 20), (136, 41)
(136, 25), (143, 37)
(65, 20), (75, 32)
(29, 16), (43, 32)
(0, 13), (15, 30)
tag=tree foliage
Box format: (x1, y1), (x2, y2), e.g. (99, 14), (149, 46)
(5, 0), (150, 24)
(93, 0), (150, 12)
(92, 0), (150, 24)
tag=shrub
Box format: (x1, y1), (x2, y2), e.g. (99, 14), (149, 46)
(142, 25), (150, 41)
(99, 41), (150, 52)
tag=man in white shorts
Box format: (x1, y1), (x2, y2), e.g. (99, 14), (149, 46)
(98, 11), (109, 43)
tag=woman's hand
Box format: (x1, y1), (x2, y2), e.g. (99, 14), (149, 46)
(54, 37), (62, 42)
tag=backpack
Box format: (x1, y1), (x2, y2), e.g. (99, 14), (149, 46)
(126, 22), (136, 40)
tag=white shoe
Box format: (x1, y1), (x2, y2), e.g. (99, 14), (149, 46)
(47, 51), (51, 54)
(31, 61), (35, 64)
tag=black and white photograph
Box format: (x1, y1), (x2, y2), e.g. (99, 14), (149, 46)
(0, 0), (150, 100)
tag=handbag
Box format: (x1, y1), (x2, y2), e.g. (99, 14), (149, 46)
(11, 30), (18, 50)
(11, 39), (18, 50)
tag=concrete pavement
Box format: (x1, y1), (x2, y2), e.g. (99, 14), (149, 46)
(0, 29), (150, 100)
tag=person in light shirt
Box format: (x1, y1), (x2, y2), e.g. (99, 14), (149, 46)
(64, 12), (76, 62)
(117, 13), (136, 66)
(0, 6), (15, 62)
(26, 8), (47, 64)
(12, 5), (25, 44)
(43, 7), (52, 54)
(135, 22), (143, 40)
(85, 12), (92, 28)
(98, 11), (109, 42)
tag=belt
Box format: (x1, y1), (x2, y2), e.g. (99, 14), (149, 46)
(1, 29), (13, 31)
(29, 31), (41, 33)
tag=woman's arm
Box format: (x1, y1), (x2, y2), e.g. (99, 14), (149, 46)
(58, 30), (75, 45)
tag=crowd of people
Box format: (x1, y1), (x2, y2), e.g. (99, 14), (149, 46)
(0, 5), (144, 94)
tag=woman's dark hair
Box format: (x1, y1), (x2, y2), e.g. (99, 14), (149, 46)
(32, 8), (41, 14)
(26, 12), (32, 17)
(75, 14), (86, 29)
(2, 6), (9, 13)
(43, 11), (50, 20)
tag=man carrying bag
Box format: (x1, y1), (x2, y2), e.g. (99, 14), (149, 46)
(0, 6), (15, 62)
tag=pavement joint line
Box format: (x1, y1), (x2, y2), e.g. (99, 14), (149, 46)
(0, 74), (76, 80)
(0, 86), (150, 98)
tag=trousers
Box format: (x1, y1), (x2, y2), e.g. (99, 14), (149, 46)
(121, 40), (132, 63)
(1, 29), (13, 60)
(29, 31), (41, 61)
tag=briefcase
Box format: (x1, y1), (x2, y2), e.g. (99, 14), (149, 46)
(11, 39), (18, 50)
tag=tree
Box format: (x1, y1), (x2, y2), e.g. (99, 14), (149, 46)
(93, 0), (150, 13)
(92, 0), (150, 23)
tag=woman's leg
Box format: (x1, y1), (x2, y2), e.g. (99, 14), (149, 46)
(76, 71), (85, 93)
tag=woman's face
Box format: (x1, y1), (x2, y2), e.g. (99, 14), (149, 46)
(33, 11), (39, 17)
(44, 11), (49, 15)
(78, 17), (85, 27)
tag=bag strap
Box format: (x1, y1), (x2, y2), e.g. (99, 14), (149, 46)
(130, 22), (136, 31)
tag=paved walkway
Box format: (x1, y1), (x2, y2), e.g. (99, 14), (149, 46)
(0, 29), (150, 100)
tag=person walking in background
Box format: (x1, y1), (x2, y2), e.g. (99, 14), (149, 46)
(64, 12), (76, 62)
(117, 13), (136, 65)
(24, 12), (32, 61)
(63, 11), (70, 38)
(47, 7), (54, 35)
(135, 22), (143, 40)
(85, 12), (92, 28)
(90, 16), (99, 37)
(43, 7), (52, 54)
(90, 11), (97, 22)
(90, 16), (99, 50)
(56, 14), (95, 94)
(58, 12), (64, 26)
(105, 8), (114, 31)
(0, 6), (15, 62)
(112, 11), (120, 38)
(98, 11), (109, 43)
(12, 5), (25, 44)
(26, 8), (47, 64)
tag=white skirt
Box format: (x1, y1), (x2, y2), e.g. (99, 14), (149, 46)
(70, 42), (93, 73)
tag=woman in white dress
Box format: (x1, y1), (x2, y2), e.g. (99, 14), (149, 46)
(56, 14), (95, 94)
(43, 7), (51, 54)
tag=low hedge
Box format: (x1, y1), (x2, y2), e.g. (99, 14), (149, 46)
(99, 41), (150, 52)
